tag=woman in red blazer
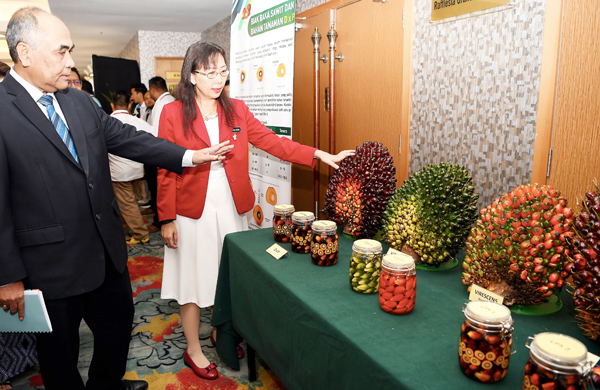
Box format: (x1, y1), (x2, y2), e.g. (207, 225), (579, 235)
(157, 42), (352, 380)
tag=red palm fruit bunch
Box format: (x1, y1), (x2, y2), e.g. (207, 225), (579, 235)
(324, 141), (397, 239)
(565, 185), (600, 339)
(461, 184), (573, 305)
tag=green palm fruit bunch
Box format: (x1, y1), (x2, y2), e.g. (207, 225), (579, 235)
(382, 163), (479, 266)
(461, 184), (572, 305)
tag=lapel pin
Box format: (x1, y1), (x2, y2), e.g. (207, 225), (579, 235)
(233, 134), (237, 141)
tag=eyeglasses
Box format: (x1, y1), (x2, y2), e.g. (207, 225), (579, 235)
(67, 80), (81, 86)
(193, 69), (230, 79)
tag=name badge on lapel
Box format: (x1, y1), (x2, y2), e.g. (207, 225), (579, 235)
(232, 127), (241, 141)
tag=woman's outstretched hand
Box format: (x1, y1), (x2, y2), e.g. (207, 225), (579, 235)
(192, 140), (234, 165)
(314, 149), (355, 169)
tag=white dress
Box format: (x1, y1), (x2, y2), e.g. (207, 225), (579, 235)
(161, 115), (248, 307)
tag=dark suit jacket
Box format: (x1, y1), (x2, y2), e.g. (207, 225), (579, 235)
(0, 73), (186, 300)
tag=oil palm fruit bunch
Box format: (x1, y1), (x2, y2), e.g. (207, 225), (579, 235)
(324, 141), (397, 239)
(382, 163), (478, 266)
(461, 184), (573, 305)
(565, 185), (600, 339)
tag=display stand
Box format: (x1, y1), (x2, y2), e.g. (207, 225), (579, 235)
(415, 258), (459, 271)
(509, 293), (563, 316)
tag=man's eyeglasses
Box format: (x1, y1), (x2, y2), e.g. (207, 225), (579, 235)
(193, 69), (230, 79)
(67, 80), (82, 86)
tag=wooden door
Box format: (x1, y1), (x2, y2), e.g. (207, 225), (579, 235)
(292, 0), (409, 218)
(155, 57), (184, 96)
(547, 1), (600, 204)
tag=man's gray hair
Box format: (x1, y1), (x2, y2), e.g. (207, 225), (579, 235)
(6, 7), (49, 63)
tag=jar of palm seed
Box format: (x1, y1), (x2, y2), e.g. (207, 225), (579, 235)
(349, 239), (382, 294)
(272, 204), (294, 243)
(459, 301), (514, 384)
(291, 212), (315, 254)
(310, 220), (338, 266)
(523, 332), (594, 390)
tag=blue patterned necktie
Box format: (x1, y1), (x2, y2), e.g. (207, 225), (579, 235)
(38, 94), (79, 163)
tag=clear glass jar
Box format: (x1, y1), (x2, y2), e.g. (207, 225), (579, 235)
(459, 301), (514, 383)
(291, 211), (315, 254)
(310, 220), (339, 266)
(272, 204), (294, 243)
(378, 254), (416, 314)
(523, 333), (594, 390)
(350, 239), (382, 294)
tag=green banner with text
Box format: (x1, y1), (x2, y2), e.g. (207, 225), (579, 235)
(248, 0), (295, 37)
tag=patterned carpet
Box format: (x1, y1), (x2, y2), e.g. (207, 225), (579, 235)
(9, 214), (285, 390)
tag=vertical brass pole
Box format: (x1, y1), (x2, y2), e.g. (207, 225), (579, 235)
(327, 24), (338, 177)
(312, 27), (327, 217)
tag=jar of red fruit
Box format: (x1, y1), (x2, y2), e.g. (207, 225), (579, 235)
(523, 332), (594, 390)
(459, 301), (514, 383)
(272, 204), (294, 243)
(291, 212), (315, 254)
(350, 239), (382, 294)
(378, 253), (416, 314)
(310, 220), (339, 266)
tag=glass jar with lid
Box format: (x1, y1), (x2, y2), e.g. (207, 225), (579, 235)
(310, 220), (339, 266)
(378, 253), (416, 314)
(459, 301), (514, 383)
(350, 239), (382, 294)
(523, 332), (594, 390)
(291, 211), (315, 254)
(272, 204), (294, 243)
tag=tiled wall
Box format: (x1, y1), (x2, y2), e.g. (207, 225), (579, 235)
(410, 1), (546, 207)
(118, 31), (202, 87)
(201, 16), (232, 65)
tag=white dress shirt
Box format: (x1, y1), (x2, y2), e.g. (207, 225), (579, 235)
(109, 110), (158, 182)
(150, 92), (176, 127)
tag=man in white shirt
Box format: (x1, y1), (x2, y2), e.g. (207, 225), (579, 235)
(148, 76), (175, 127)
(109, 92), (158, 245)
(147, 77), (175, 229)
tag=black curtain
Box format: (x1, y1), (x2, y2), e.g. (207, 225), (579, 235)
(92, 55), (140, 114)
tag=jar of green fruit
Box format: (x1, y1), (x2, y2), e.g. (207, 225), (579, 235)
(291, 212), (315, 254)
(349, 239), (382, 294)
(459, 301), (514, 384)
(523, 332), (594, 390)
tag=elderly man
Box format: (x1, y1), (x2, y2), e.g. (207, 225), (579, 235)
(0, 7), (232, 390)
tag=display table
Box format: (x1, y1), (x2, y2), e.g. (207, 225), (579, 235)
(212, 227), (600, 390)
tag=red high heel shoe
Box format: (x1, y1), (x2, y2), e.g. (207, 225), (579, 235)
(211, 330), (244, 359)
(183, 349), (218, 380)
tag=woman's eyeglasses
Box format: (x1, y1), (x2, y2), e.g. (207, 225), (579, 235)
(193, 70), (230, 79)
(67, 80), (82, 86)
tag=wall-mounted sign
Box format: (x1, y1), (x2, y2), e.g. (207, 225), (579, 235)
(165, 72), (181, 79)
(431, 0), (511, 21)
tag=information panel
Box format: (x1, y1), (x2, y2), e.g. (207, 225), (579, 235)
(431, 0), (511, 21)
(230, 0), (296, 229)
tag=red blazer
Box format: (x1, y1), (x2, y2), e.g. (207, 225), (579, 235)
(157, 98), (317, 221)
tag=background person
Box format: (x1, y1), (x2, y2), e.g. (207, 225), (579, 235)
(143, 91), (154, 123)
(109, 91), (158, 245)
(157, 42), (353, 381)
(130, 82), (147, 119)
(67, 66), (82, 90)
(0, 8), (233, 390)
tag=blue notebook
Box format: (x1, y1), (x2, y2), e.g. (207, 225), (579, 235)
(0, 290), (52, 333)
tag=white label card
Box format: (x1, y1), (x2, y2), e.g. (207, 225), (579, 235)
(387, 247), (403, 256)
(266, 244), (289, 260)
(469, 284), (505, 305)
(587, 352), (600, 367)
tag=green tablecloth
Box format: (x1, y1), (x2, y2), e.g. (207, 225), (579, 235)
(212, 227), (600, 390)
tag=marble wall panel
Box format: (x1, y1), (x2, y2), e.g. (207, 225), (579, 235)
(410, 0), (545, 207)
(201, 16), (232, 65)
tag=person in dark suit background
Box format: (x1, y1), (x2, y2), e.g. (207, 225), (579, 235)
(0, 7), (233, 390)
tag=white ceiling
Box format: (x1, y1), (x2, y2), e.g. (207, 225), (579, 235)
(1, 0), (232, 68)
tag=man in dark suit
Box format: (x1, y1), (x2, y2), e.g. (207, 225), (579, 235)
(0, 7), (232, 390)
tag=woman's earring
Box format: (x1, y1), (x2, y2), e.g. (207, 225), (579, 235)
(191, 82), (196, 86)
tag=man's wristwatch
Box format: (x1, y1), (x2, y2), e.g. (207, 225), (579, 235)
(159, 219), (175, 226)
